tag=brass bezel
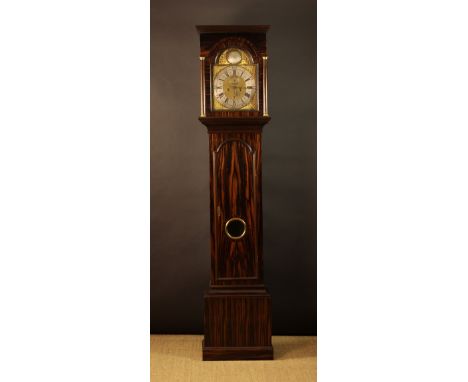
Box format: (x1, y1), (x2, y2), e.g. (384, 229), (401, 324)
(224, 217), (247, 240)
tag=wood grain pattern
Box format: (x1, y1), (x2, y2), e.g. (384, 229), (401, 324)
(201, 118), (269, 287)
(204, 292), (272, 347)
(211, 132), (261, 283)
(203, 290), (272, 360)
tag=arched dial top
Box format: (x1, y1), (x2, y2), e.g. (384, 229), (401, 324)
(211, 47), (258, 111)
(213, 65), (257, 110)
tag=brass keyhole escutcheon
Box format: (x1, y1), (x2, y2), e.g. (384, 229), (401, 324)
(225, 217), (246, 240)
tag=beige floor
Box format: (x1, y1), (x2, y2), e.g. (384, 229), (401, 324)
(150, 335), (316, 382)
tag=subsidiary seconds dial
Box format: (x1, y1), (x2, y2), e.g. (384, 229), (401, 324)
(213, 66), (256, 110)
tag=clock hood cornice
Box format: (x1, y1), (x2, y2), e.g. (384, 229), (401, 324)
(196, 25), (270, 34)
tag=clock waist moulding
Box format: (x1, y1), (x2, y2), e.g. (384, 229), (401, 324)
(197, 25), (273, 361)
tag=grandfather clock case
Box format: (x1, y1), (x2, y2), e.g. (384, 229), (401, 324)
(197, 25), (273, 361)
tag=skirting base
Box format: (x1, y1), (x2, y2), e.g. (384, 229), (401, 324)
(202, 340), (273, 361)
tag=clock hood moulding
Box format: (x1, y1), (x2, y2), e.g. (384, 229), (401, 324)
(196, 25), (270, 34)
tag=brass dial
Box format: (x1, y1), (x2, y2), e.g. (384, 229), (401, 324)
(213, 65), (256, 110)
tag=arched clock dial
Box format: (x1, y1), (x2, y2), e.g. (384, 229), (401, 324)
(213, 65), (256, 110)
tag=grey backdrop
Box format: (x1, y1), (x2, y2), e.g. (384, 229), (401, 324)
(151, 0), (316, 335)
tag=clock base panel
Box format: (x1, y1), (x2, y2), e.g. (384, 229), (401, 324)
(203, 289), (273, 361)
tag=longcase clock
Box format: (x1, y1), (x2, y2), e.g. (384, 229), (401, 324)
(197, 25), (273, 361)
